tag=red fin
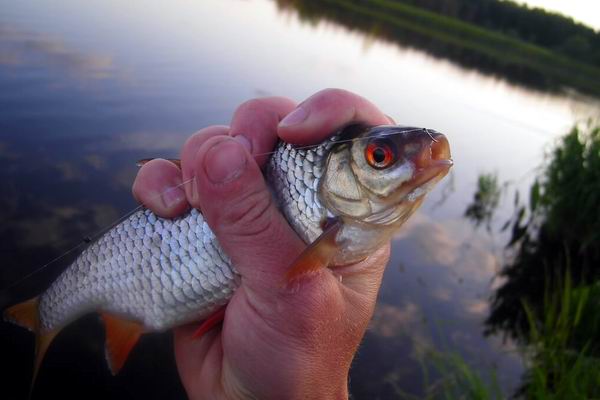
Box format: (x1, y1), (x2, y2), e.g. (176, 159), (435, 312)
(33, 330), (58, 392)
(101, 313), (143, 375)
(4, 297), (58, 395)
(4, 297), (39, 331)
(192, 306), (226, 339)
(285, 220), (342, 282)
(136, 158), (181, 169)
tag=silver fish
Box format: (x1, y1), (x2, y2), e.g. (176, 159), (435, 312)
(4, 124), (452, 378)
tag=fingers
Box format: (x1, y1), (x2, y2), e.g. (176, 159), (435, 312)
(181, 125), (230, 204)
(173, 325), (224, 399)
(229, 96), (296, 166)
(192, 135), (305, 288)
(278, 88), (393, 145)
(132, 159), (188, 218)
(182, 97), (303, 287)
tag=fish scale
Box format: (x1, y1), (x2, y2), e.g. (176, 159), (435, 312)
(37, 138), (332, 333)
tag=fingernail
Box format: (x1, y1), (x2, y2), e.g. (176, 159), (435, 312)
(279, 106), (308, 127)
(233, 134), (252, 153)
(204, 138), (247, 183)
(161, 185), (186, 209)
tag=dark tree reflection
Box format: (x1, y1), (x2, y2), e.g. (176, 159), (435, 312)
(464, 172), (501, 232)
(274, 0), (600, 96)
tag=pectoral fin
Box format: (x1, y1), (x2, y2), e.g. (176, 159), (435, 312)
(285, 220), (342, 282)
(100, 313), (143, 375)
(192, 306), (226, 339)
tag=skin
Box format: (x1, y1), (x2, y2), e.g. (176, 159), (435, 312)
(132, 89), (393, 400)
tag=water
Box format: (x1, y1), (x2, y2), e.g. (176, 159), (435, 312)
(0, 0), (598, 398)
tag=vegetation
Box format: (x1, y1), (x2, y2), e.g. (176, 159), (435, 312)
(451, 122), (600, 398)
(464, 172), (502, 232)
(395, 0), (600, 68)
(519, 275), (600, 398)
(486, 122), (600, 343)
(415, 351), (503, 400)
(276, 0), (600, 96)
(416, 273), (600, 399)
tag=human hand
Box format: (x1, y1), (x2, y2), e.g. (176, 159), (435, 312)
(132, 89), (393, 399)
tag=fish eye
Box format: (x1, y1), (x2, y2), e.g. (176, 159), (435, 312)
(365, 139), (397, 169)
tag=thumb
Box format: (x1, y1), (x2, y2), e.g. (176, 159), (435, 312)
(191, 135), (306, 291)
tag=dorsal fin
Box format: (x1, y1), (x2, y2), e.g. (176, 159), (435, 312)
(4, 297), (39, 331)
(100, 313), (143, 375)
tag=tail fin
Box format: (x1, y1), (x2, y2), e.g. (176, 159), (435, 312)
(4, 297), (58, 395)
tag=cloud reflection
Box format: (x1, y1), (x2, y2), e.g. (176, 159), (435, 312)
(14, 204), (119, 248)
(0, 25), (114, 79)
(370, 302), (421, 338)
(394, 213), (499, 286)
(100, 131), (188, 152)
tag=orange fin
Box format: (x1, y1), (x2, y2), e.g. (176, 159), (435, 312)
(136, 158), (181, 169)
(4, 297), (58, 395)
(33, 330), (59, 393)
(101, 313), (143, 375)
(4, 297), (39, 331)
(285, 220), (342, 282)
(192, 306), (226, 339)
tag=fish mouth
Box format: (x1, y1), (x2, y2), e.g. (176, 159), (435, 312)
(403, 130), (453, 196)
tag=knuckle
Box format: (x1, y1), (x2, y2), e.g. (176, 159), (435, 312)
(315, 88), (356, 104)
(235, 98), (269, 116)
(183, 125), (229, 150)
(218, 186), (276, 239)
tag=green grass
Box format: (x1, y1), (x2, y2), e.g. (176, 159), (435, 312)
(520, 273), (600, 399)
(408, 275), (600, 399)
(419, 351), (503, 400)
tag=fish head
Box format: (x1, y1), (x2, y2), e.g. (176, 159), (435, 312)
(320, 124), (452, 228)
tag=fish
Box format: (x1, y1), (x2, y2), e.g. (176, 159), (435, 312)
(3, 124), (452, 383)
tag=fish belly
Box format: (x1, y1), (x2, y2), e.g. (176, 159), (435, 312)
(38, 208), (240, 332)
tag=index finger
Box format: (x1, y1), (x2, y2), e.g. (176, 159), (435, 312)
(278, 88), (393, 145)
(228, 96), (297, 166)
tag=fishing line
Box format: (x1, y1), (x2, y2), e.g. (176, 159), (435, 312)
(3, 128), (429, 290)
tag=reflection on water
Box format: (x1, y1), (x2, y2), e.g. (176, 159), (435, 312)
(274, 0), (600, 97)
(0, 25), (114, 79)
(0, 0), (598, 398)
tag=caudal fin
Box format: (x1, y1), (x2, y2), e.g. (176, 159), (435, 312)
(4, 297), (58, 395)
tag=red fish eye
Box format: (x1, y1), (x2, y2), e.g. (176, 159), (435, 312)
(365, 140), (396, 169)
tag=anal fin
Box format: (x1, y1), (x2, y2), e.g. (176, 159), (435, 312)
(285, 220), (342, 282)
(100, 313), (143, 375)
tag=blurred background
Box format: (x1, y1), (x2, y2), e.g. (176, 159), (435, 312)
(1, 0), (599, 398)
